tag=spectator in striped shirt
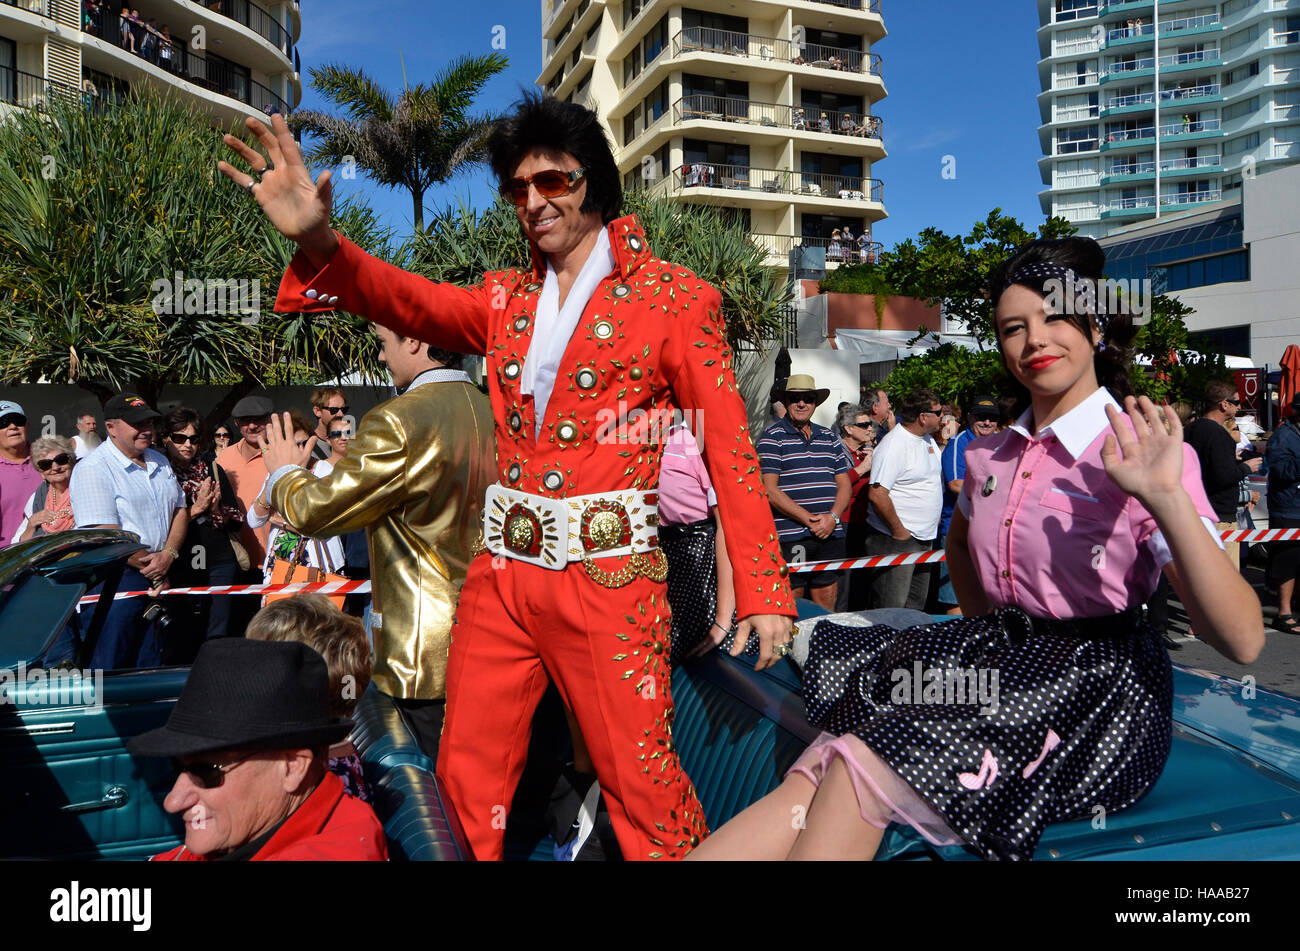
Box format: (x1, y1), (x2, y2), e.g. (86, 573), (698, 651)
(757, 374), (851, 610)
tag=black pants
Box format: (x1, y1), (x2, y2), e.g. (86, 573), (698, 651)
(393, 696), (446, 763)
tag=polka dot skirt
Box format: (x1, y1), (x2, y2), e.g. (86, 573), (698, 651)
(801, 607), (1173, 861)
(661, 519), (726, 665)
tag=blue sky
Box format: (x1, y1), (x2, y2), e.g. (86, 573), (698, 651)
(294, 0), (1048, 248)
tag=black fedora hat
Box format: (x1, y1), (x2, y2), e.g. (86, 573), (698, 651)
(128, 639), (352, 757)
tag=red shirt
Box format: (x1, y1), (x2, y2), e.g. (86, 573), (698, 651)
(152, 772), (387, 861)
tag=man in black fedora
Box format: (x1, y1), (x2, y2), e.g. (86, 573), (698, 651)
(129, 638), (386, 861)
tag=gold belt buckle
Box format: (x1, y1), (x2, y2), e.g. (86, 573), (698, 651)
(579, 500), (633, 554)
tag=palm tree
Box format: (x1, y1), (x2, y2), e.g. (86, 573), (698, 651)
(0, 90), (392, 420)
(290, 53), (508, 233)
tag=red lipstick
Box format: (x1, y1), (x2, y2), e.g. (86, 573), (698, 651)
(1026, 356), (1060, 372)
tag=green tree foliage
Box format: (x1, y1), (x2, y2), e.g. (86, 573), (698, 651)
(820, 209), (1077, 346)
(0, 92), (391, 417)
(880, 344), (1010, 416)
(290, 54), (508, 233)
(1132, 293), (1227, 405)
(399, 190), (790, 350)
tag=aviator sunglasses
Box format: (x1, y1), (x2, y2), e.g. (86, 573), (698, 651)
(35, 453), (74, 471)
(172, 753), (253, 789)
(499, 167), (587, 205)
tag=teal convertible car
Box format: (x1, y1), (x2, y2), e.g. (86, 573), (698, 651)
(4, 529), (1300, 860)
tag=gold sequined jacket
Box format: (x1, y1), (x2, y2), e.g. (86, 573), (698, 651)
(269, 378), (495, 700)
(274, 214), (794, 619)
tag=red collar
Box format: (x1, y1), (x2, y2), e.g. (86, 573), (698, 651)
(526, 214), (653, 281)
(250, 771), (345, 860)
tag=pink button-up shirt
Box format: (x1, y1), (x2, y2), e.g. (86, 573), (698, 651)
(957, 387), (1220, 619)
(658, 425), (717, 526)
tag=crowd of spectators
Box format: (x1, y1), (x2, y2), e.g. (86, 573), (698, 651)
(0, 391), (363, 670)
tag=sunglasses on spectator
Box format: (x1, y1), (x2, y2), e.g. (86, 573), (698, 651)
(172, 754), (253, 789)
(322, 405), (349, 416)
(35, 453), (74, 471)
(328, 430), (351, 439)
(1224, 397), (1241, 405)
(500, 167), (586, 204)
(213, 431), (232, 440)
(0, 414), (26, 428)
(168, 433), (201, 446)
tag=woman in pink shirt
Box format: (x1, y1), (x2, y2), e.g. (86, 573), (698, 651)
(692, 237), (1264, 861)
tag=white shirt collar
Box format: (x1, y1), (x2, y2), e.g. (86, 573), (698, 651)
(401, 367), (472, 394)
(1008, 387), (1121, 460)
(104, 437), (156, 472)
(523, 228), (616, 436)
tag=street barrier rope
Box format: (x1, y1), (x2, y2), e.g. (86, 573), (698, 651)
(76, 527), (1300, 603)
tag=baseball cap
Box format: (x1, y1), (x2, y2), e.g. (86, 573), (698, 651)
(969, 396), (999, 419)
(0, 400), (26, 420)
(232, 395), (275, 418)
(103, 393), (161, 426)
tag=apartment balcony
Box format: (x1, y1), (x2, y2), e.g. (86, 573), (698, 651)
(205, 0), (297, 59)
(1104, 13), (1220, 47)
(1100, 117), (1221, 149)
(663, 28), (884, 99)
(1100, 152), (1222, 183)
(1100, 188), (1222, 218)
(1275, 31), (1300, 48)
(751, 232), (883, 266)
(662, 162), (884, 214)
(0, 64), (82, 114)
(1100, 49), (1222, 82)
(1101, 82), (1221, 116)
(82, 6), (290, 114)
(672, 94), (884, 152)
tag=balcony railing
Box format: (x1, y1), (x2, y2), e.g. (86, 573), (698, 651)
(1106, 13), (1219, 42)
(1104, 49), (1220, 76)
(1107, 188), (1222, 211)
(672, 28), (883, 78)
(1274, 31), (1299, 46)
(752, 232), (884, 263)
(0, 65), (83, 112)
(207, 0), (295, 59)
(1107, 154), (1222, 174)
(1104, 117), (1219, 141)
(1, 0), (48, 12)
(1055, 71), (1101, 89)
(674, 94), (883, 140)
(1274, 141), (1300, 159)
(1056, 103), (1100, 120)
(1105, 83), (1220, 108)
(1054, 4), (1099, 22)
(674, 163), (883, 202)
(806, 0), (882, 10)
(85, 7), (289, 114)
(1276, 103), (1299, 120)
(1056, 172), (1102, 188)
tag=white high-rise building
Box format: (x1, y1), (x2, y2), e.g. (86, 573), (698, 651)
(1, 1), (301, 126)
(538, 0), (889, 268)
(1037, 0), (1300, 237)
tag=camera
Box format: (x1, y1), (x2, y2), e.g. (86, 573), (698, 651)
(141, 598), (172, 631)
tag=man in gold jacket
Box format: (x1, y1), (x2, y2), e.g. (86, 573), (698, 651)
(259, 326), (495, 757)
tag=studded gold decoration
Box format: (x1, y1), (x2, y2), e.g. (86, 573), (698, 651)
(503, 360), (522, 380)
(630, 367), (643, 380)
(557, 421), (578, 443)
(593, 320), (615, 340)
(513, 316), (530, 332)
(576, 368), (598, 390)
(582, 549), (668, 588)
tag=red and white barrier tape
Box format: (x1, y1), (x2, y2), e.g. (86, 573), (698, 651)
(77, 578), (371, 606)
(784, 526), (1300, 575)
(72, 526), (1300, 600)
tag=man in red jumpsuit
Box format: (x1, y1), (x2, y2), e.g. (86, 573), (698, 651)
(220, 93), (796, 860)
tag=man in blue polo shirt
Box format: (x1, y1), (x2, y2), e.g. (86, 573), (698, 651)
(756, 374), (851, 609)
(935, 395), (1000, 614)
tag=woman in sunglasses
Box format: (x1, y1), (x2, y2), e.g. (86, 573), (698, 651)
(159, 408), (245, 654)
(12, 436), (78, 544)
(211, 425), (234, 451)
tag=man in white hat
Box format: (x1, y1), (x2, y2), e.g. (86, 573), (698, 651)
(0, 400), (42, 551)
(756, 373), (852, 609)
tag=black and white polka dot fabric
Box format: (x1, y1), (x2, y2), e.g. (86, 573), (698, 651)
(800, 606), (1171, 861)
(661, 520), (725, 664)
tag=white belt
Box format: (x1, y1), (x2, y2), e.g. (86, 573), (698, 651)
(483, 484), (660, 571)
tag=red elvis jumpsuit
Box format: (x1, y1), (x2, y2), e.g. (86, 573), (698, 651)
(274, 214), (796, 859)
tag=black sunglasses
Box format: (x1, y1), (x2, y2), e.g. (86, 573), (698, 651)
(0, 414), (26, 429)
(1225, 397), (1241, 405)
(172, 753), (253, 789)
(500, 167), (586, 204)
(323, 405), (349, 416)
(213, 431), (232, 440)
(168, 433), (201, 446)
(35, 453), (74, 471)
